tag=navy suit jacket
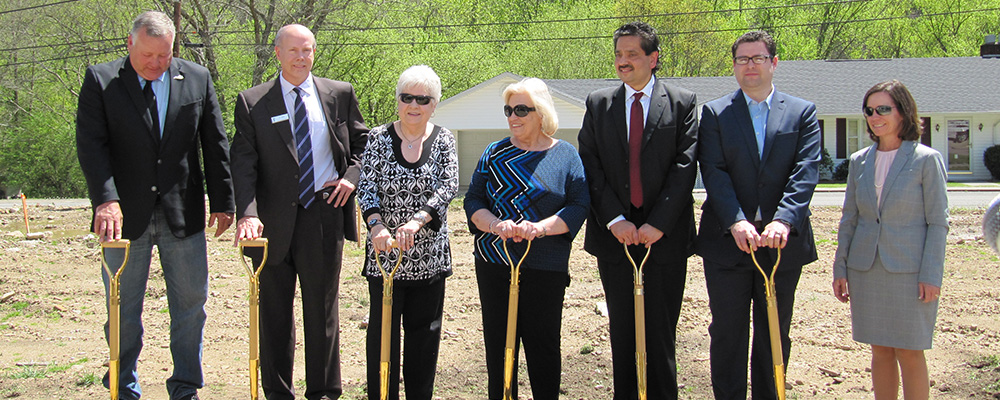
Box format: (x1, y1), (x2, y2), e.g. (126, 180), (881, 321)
(696, 88), (821, 267)
(230, 77), (369, 263)
(76, 56), (235, 239)
(578, 79), (699, 262)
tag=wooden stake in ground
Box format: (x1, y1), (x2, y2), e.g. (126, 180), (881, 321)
(238, 238), (269, 400)
(100, 239), (131, 400)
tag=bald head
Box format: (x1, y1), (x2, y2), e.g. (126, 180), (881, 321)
(274, 24), (316, 86)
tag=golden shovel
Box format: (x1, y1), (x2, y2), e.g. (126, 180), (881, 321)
(501, 239), (532, 400)
(750, 247), (785, 400)
(375, 238), (402, 400)
(238, 238), (269, 400)
(100, 239), (131, 400)
(623, 244), (652, 400)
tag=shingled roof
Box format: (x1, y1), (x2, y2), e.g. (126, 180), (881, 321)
(542, 57), (1000, 115)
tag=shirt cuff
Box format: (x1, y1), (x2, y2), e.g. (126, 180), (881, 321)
(606, 215), (625, 230)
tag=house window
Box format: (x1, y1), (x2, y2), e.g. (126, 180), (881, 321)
(920, 117), (931, 147)
(836, 118), (871, 158)
(947, 119), (971, 172)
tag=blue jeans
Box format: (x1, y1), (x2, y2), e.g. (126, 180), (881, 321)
(101, 207), (208, 400)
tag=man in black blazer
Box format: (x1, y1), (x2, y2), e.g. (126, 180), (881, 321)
(76, 11), (234, 400)
(230, 24), (368, 400)
(578, 22), (698, 400)
(697, 31), (821, 400)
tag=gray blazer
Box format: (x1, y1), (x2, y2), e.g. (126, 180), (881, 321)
(833, 140), (949, 286)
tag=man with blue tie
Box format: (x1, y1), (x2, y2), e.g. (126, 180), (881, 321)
(230, 24), (369, 400)
(76, 11), (235, 400)
(697, 30), (821, 400)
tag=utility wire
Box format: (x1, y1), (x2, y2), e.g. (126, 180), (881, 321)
(1, 48), (122, 67)
(0, 0), (82, 16)
(0, 37), (124, 53)
(210, 0), (874, 35)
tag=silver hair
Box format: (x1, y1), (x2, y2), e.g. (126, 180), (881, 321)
(395, 65), (442, 103)
(502, 78), (559, 136)
(274, 24), (316, 48)
(130, 11), (175, 38)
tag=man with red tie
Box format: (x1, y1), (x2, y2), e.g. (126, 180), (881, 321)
(578, 21), (699, 400)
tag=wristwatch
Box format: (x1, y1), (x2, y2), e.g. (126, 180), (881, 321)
(367, 218), (383, 229)
(413, 210), (431, 225)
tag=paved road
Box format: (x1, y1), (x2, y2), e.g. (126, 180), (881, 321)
(3, 190), (998, 210)
(693, 189), (999, 208)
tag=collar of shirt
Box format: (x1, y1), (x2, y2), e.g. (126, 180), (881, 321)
(624, 76), (655, 104)
(743, 85), (775, 110)
(280, 72), (317, 100)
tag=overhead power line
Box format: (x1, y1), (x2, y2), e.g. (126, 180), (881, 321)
(0, 0), (82, 16)
(0, 37), (124, 53)
(205, 7), (1000, 48)
(210, 0), (873, 35)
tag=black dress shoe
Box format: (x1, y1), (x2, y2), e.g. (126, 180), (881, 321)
(176, 394), (199, 400)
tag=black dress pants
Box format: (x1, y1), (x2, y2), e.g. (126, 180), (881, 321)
(597, 245), (687, 400)
(257, 200), (345, 400)
(365, 276), (446, 400)
(704, 249), (802, 400)
(476, 260), (568, 400)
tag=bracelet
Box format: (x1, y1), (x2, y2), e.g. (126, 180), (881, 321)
(537, 226), (547, 238)
(488, 219), (501, 235)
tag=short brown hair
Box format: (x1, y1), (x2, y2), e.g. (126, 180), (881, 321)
(731, 30), (776, 59)
(863, 80), (922, 142)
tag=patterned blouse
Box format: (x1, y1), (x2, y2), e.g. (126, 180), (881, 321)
(464, 138), (589, 273)
(357, 123), (459, 282)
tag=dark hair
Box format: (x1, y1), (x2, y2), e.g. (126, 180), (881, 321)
(613, 21), (661, 73)
(863, 79), (922, 142)
(731, 30), (777, 59)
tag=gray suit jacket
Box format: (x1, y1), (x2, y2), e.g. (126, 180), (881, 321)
(833, 140), (949, 286)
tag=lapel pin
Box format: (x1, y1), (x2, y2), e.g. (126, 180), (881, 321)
(173, 75), (184, 80)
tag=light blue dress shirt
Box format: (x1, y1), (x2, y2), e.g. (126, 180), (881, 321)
(744, 88), (773, 159)
(139, 72), (169, 136)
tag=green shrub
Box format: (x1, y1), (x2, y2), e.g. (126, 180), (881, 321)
(984, 145), (1000, 181)
(832, 159), (850, 182)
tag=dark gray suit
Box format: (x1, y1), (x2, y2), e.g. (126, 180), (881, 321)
(697, 88), (820, 400)
(578, 79), (698, 400)
(230, 76), (368, 400)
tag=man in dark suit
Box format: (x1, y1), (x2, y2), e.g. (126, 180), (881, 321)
(697, 30), (821, 400)
(578, 21), (698, 400)
(230, 24), (368, 400)
(76, 11), (235, 400)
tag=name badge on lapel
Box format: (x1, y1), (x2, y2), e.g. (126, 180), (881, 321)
(271, 114), (290, 124)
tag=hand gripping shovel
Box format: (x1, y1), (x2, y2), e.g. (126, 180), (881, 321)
(375, 239), (402, 400)
(750, 247), (785, 400)
(238, 238), (269, 400)
(501, 239), (532, 400)
(623, 244), (652, 400)
(100, 239), (131, 400)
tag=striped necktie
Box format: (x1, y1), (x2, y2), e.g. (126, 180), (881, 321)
(293, 87), (315, 208)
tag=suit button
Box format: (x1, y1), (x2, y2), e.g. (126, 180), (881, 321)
(151, 186), (157, 192)
(294, 174), (299, 179)
(758, 183), (765, 188)
(157, 159), (162, 165)
(292, 202), (297, 207)
(876, 218), (880, 224)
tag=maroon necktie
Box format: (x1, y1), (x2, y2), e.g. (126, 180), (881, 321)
(629, 92), (644, 208)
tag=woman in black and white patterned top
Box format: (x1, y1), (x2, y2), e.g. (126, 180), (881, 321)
(356, 64), (459, 400)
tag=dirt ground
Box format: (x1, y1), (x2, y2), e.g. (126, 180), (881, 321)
(1, 200), (999, 399)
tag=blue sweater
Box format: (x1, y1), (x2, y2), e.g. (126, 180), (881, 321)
(464, 138), (589, 272)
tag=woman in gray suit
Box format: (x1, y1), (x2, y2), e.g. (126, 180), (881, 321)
(832, 80), (948, 400)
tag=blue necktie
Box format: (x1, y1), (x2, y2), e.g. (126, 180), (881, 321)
(293, 87), (314, 208)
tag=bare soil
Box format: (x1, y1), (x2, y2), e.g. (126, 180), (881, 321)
(1, 201), (998, 399)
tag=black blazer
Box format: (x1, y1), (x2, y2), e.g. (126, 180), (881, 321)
(76, 56), (235, 239)
(578, 80), (699, 262)
(697, 88), (821, 267)
(230, 77), (369, 262)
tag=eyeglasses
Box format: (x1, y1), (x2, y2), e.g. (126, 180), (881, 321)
(733, 55), (773, 65)
(503, 104), (536, 118)
(399, 93), (433, 105)
(863, 105), (894, 116)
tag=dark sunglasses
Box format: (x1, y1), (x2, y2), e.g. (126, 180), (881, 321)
(863, 105), (894, 116)
(399, 93), (433, 105)
(503, 104), (536, 117)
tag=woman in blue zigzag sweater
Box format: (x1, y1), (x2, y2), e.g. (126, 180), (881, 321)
(464, 77), (590, 399)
